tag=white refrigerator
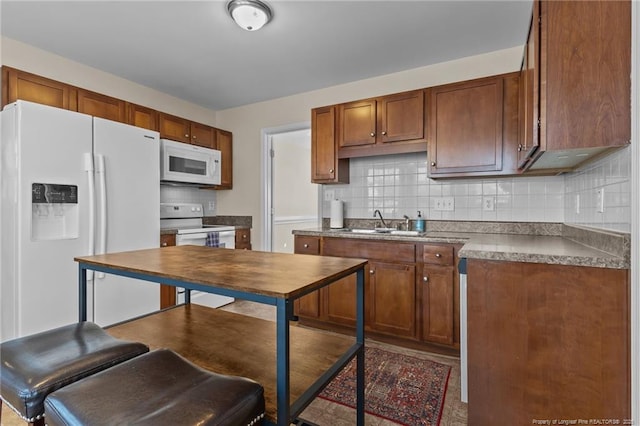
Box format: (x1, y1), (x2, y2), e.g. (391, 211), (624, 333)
(1, 100), (160, 341)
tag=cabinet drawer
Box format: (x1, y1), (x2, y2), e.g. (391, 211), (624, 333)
(323, 238), (415, 263)
(160, 233), (176, 247)
(421, 245), (453, 265)
(295, 236), (320, 255)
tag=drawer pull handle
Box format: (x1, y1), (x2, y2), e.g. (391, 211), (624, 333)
(435, 253), (442, 258)
(431, 162), (436, 166)
(423, 276), (428, 282)
(370, 270), (375, 275)
(303, 244), (309, 248)
(161, 242), (167, 247)
(370, 132), (375, 137)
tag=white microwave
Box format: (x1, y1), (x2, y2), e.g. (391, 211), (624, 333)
(160, 139), (221, 185)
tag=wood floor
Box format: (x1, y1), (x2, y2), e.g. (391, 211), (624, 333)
(1, 300), (468, 425)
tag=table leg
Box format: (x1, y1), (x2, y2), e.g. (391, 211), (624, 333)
(276, 298), (291, 426)
(356, 268), (365, 426)
(78, 264), (87, 322)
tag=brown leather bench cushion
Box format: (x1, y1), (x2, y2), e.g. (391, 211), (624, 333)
(44, 348), (265, 426)
(0, 322), (149, 422)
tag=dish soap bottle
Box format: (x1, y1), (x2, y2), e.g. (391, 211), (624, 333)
(414, 211), (425, 232)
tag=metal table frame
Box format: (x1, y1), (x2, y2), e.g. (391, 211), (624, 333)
(77, 257), (365, 426)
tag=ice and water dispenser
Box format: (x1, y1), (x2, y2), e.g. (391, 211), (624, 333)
(31, 183), (79, 240)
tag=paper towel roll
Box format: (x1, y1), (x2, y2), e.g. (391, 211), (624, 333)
(330, 200), (344, 229)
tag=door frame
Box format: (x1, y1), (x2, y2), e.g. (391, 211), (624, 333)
(261, 121), (320, 252)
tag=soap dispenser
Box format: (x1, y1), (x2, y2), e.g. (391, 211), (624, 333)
(414, 211), (425, 232)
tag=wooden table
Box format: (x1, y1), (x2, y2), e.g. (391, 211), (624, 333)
(75, 245), (367, 426)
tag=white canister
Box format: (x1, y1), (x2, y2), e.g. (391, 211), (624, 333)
(330, 199), (344, 229)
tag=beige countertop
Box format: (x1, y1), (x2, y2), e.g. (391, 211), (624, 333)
(293, 225), (629, 269)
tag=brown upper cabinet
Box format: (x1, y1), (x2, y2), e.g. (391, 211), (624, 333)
(311, 105), (349, 184)
(519, 0), (631, 172)
(2, 67), (76, 110)
(158, 112), (192, 143)
(127, 103), (159, 131)
(190, 122), (216, 149)
(158, 112), (216, 149)
(428, 75), (504, 176)
(215, 129), (233, 189)
(337, 89), (426, 158)
(77, 88), (127, 123)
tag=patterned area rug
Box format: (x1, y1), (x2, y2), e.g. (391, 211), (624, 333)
(318, 347), (451, 426)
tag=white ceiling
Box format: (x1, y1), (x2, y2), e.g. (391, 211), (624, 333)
(1, 1), (533, 111)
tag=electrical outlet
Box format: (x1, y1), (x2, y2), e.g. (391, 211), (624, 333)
(443, 197), (455, 211)
(324, 189), (335, 201)
(596, 189), (604, 213)
(483, 197), (495, 211)
(433, 197), (444, 211)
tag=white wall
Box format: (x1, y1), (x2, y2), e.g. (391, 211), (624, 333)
(216, 46), (524, 249)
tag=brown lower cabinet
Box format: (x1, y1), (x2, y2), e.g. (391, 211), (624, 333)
(293, 235), (460, 352)
(159, 234), (176, 308)
(234, 228), (251, 250)
(467, 259), (629, 424)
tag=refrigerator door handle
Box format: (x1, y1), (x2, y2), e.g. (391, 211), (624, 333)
(84, 153), (95, 282)
(96, 154), (107, 279)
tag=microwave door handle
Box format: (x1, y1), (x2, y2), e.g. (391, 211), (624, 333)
(213, 158), (219, 177)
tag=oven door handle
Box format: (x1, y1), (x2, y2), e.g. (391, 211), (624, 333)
(177, 233), (208, 241)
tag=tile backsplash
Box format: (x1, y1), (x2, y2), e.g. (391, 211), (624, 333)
(160, 185), (217, 216)
(322, 148), (631, 233)
(323, 152), (565, 224)
(564, 146), (631, 233)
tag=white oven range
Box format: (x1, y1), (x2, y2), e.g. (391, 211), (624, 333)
(160, 202), (235, 308)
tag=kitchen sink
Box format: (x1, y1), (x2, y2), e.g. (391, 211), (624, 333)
(348, 228), (418, 235)
(349, 229), (377, 234)
(390, 230), (420, 236)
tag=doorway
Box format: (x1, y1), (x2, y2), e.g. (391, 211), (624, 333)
(262, 124), (321, 253)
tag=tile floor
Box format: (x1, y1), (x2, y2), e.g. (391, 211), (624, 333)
(1, 300), (468, 425)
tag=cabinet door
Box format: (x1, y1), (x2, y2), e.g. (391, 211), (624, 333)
(428, 76), (504, 175)
(368, 261), (416, 338)
(467, 260), (629, 424)
(235, 228), (251, 250)
(542, 0), (630, 152)
(127, 103), (158, 131)
(215, 129), (233, 189)
(518, 2), (540, 169)
(338, 100), (377, 147)
(378, 90), (424, 143)
(326, 273), (358, 326)
(77, 89), (126, 122)
(159, 234), (176, 309)
(293, 236), (321, 319)
(420, 264), (454, 345)
(311, 106), (349, 183)
(190, 122), (216, 149)
(2, 67), (74, 110)
(159, 113), (191, 143)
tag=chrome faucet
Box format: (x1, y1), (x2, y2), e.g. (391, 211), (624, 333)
(403, 215), (410, 230)
(373, 209), (388, 228)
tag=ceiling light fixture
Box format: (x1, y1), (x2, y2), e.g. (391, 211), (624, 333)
(227, 0), (273, 32)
